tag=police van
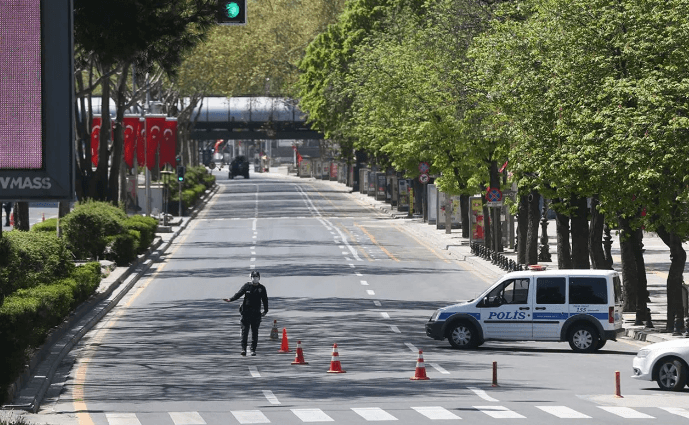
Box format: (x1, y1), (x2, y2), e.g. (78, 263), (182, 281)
(425, 269), (624, 352)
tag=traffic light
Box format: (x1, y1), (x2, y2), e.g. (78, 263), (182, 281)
(217, 0), (247, 26)
(177, 165), (185, 182)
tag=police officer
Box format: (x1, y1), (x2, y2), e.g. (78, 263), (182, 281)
(223, 270), (268, 356)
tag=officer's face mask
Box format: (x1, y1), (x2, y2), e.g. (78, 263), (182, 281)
(252, 277), (260, 284)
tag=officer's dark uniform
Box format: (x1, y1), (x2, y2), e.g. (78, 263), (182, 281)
(228, 281), (268, 354)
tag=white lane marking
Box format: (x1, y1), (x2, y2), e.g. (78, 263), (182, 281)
(251, 257), (256, 262)
(106, 413), (141, 425)
(350, 264), (356, 268)
(660, 407), (689, 418)
(253, 235), (257, 239)
(404, 342), (419, 353)
(360, 280), (369, 285)
(537, 406), (590, 419)
(339, 245), (345, 249)
(355, 272), (363, 276)
(474, 406), (525, 419)
(231, 410), (270, 424)
(344, 257), (352, 262)
(366, 290), (375, 295)
(249, 366), (260, 377)
(412, 406), (461, 420)
(598, 407), (654, 419)
(429, 363), (449, 374)
(252, 218), (257, 231)
(342, 251), (349, 255)
(169, 412), (206, 425)
(390, 325), (401, 333)
(251, 251), (256, 255)
(262, 390), (280, 405)
(468, 387), (499, 402)
(351, 407), (398, 421)
(373, 301), (381, 306)
(250, 264), (255, 269)
(380, 312), (390, 319)
(291, 409), (334, 422)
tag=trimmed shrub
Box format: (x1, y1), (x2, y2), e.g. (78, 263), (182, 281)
(31, 217), (58, 233)
(61, 201), (126, 260)
(68, 262), (102, 303)
(125, 215), (157, 253)
(0, 231), (74, 298)
(107, 229), (140, 266)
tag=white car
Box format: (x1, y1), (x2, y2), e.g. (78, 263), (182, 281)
(632, 339), (689, 391)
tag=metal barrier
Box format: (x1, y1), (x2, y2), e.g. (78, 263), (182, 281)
(470, 242), (525, 272)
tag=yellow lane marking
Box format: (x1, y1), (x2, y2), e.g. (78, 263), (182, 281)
(393, 223), (450, 263)
(338, 222), (373, 262)
(355, 223), (399, 262)
(74, 190), (219, 424)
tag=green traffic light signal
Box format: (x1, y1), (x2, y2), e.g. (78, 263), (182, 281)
(217, 0), (246, 25)
(225, 2), (239, 18)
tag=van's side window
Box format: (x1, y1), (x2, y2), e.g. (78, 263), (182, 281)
(569, 277), (608, 304)
(536, 277), (566, 304)
(482, 279), (530, 306)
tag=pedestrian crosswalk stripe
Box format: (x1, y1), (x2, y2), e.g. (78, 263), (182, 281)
(249, 366), (260, 377)
(231, 410), (270, 424)
(169, 412), (206, 425)
(598, 407), (654, 419)
(536, 406), (590, 419)
(263, 390), (280, 405)
(105, 413), (141, 425)
(352, 407), (398, 421)
(390, 325), (401, 333)
(429, 363), (449, 374)
(660, 407), (689, 418)
(412, 406), (461, 420)
(474, 406), (525, 419)
(468, 387), (498, 402)
(291, 409), (334, 422)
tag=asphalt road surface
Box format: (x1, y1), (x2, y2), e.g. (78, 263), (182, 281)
(35, 170), (689, 425)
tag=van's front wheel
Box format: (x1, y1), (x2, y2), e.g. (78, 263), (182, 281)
(568, 324), (598, 353)
(448, 322), (479, 349)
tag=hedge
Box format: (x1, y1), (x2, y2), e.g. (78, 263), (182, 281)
(30, 217), (58, 233)
(0, 262), (101, 404)
(61, 201), (127, 260)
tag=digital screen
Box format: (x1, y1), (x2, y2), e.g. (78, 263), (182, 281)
(0, 0), (43, 170)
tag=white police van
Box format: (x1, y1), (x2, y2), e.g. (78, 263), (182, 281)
(426, 269), (624, 352)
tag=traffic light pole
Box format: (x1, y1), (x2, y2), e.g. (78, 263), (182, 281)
(178, 179), (182, 217)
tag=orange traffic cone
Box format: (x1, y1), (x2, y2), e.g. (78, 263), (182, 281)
(410, 350), (430, 380)
(278, 328), (291, 353)
(9, 212), (14, 227)
(291, 341), (309, 365)
(42, 212), (45, 222)
(269, 320), (279, 341)
(327, 343), (346, 373)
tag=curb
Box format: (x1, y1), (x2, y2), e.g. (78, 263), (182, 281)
(2, 184), (218, 413)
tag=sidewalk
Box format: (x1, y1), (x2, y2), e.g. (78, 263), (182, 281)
(297, 170), (689, 346)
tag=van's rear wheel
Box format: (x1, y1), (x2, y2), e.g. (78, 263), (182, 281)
(448, 322), (479, 349)
(568, 324), (598, 353)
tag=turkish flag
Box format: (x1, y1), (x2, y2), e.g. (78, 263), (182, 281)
(145, 115), (166, 170)
(123, 116), (140, 168)
(91, 117), (101, 167)
(136, 117), (145, 167)
(297, 153), (303, 164)
(159, 118), (177, 168)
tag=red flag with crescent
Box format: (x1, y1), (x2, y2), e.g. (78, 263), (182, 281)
(90, 116), (101, 167)
(297, 153), (303, 164)
(123, 116), (139, 168)
(159, 118), (177, 167)
(214, 139), (223, 153)
(135, 117), (145, 167)
(145, 115), (166, 169)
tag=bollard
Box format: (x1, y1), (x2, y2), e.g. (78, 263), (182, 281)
(492, 361), (499, 387)
(614, 371), (623, 398)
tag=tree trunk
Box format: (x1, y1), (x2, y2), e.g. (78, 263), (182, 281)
(90, 75), (111, 200)
(570, 195), (590, 269)
(656, 226), (687, 332)
(15, 202), (29, 231)
(57, 201), (70, 238)
(589, 196), (607, 269)
(631, 226), (649, 325)
(483, 202), (492, 251)
(517, 194), (528, 264)
(489, 160), (502, 252)
(460, 194), (469, 238)
(109, 64), (130, 203)
(526, 191), (540, 265)
(618, 216), (638, 313)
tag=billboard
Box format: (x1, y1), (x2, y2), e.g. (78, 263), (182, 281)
(0, 0), (74, 201)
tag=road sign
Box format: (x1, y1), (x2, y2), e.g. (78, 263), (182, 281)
(419, 173), (430, 184)
(486, 187), (502, 202)
(487, 201), (503, 207)
(418, 162), (430, 174)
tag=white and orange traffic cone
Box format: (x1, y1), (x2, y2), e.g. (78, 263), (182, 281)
(327, 343), (346, 373)
(278, 328), (291, 353)
(269, 320), (279, 341)
(410, 350), (430, 380)
(291, 341), (309, 365)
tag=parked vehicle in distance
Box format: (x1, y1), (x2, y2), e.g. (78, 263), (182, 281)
(426, 269), (624, 352)
(633, 339), (689, 391)
(229, 156), (250, 179)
